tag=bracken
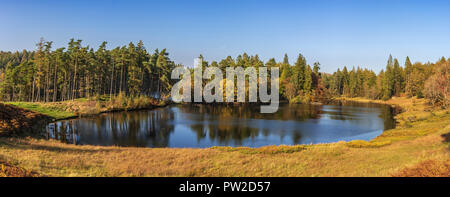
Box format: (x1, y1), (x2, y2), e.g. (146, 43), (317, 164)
(0, 103), (52, 136)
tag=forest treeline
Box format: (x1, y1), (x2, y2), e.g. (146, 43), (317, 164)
(323, 55), (449, 107)
(0, 38), (449, 107)
(0, 38), (178, 102)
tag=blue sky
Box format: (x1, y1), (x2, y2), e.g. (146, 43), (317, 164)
(1, 0), (449, 73)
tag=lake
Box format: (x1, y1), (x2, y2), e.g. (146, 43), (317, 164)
(46, 101), (396, 148)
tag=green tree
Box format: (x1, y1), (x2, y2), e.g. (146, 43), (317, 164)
(303, 65), (313, 92)
(292, 53), (306, 92)
(280, 54), (291, 80)
(393, 58), (404, 96)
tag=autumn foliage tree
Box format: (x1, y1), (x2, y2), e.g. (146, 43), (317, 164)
(424, 58), (449, 107)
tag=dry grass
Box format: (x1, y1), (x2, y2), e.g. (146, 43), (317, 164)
(0, 103), (52, 136)
(0, 159), (38, 177)
(393, 159), (450, 177)
(0, 124), (448, 177)
(5, 95), (168, 120)
(0, 96), (449, 177)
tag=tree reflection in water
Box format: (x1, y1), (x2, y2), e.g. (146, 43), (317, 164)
(48, 109), (175, 147)
(47, 102), (396, 148)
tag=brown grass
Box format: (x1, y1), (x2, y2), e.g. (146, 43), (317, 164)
(0, 96), (449, 177)
(0, 123), (448, 177)
(393, 159), (450, 177)
(0, 160), (38, 177)
(0, 103), (51, 136)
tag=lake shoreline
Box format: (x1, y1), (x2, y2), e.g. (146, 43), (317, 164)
(46, 99), (395, 147)
(5, 97), (171, 121)
(52, 101), (172, 122)
(0, 96), (449, 177)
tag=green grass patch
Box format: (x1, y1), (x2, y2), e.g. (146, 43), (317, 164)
(6, 102), (76, 120)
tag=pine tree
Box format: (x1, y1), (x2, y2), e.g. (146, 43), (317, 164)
(393, 58), (404, 96)
(265, 58), (277, 79)
(313, 62), (320, 76)
(292, 53), (306, 92)
(34, 38), (46, 102)
(127, 42), (143, 97)
(382, 55), (395, 100)
(349, 67), (358, 97)
(342, 66), (349, 96)
(404, 56), (414, 97)
(53, 48), (65, 102)
(280, 54), (290, 80)
(303, 65), (313, 92)
(44, 41), (53, 102)
(156, 49), (172, 97)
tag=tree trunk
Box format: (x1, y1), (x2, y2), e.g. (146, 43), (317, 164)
(45, 61), (50, 102)
(72, 56), (77, 100)
(120, 59), (124, 94)
(53, 61), (58, 102)
(31, 73), (35, 102)
(110, 60), (114, 100)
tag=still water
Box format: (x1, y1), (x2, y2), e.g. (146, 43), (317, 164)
(46, 102), (396, 148)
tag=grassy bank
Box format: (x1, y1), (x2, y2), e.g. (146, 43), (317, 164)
(5, 95), (168, 120)
(5, 102), (76, 120)
(338, 97), (449, 146)
(0, 97), (449, 177)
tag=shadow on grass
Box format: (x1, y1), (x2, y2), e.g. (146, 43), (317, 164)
(441, 132), (450, 151)
(442, 132), (450, 143)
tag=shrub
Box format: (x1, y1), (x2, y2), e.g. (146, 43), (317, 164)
(289, 92), (312, 104)
(289, 95), (303, 104)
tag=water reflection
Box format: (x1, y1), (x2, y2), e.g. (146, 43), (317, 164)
(48, 110), (174, 147)
(47, 101), (396, 148)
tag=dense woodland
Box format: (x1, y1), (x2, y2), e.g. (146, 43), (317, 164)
(0, 38), (178, 102)
(0, 38), (449, 108)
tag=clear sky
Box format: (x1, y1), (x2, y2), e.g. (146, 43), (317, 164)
(1, 0), (449, 73)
